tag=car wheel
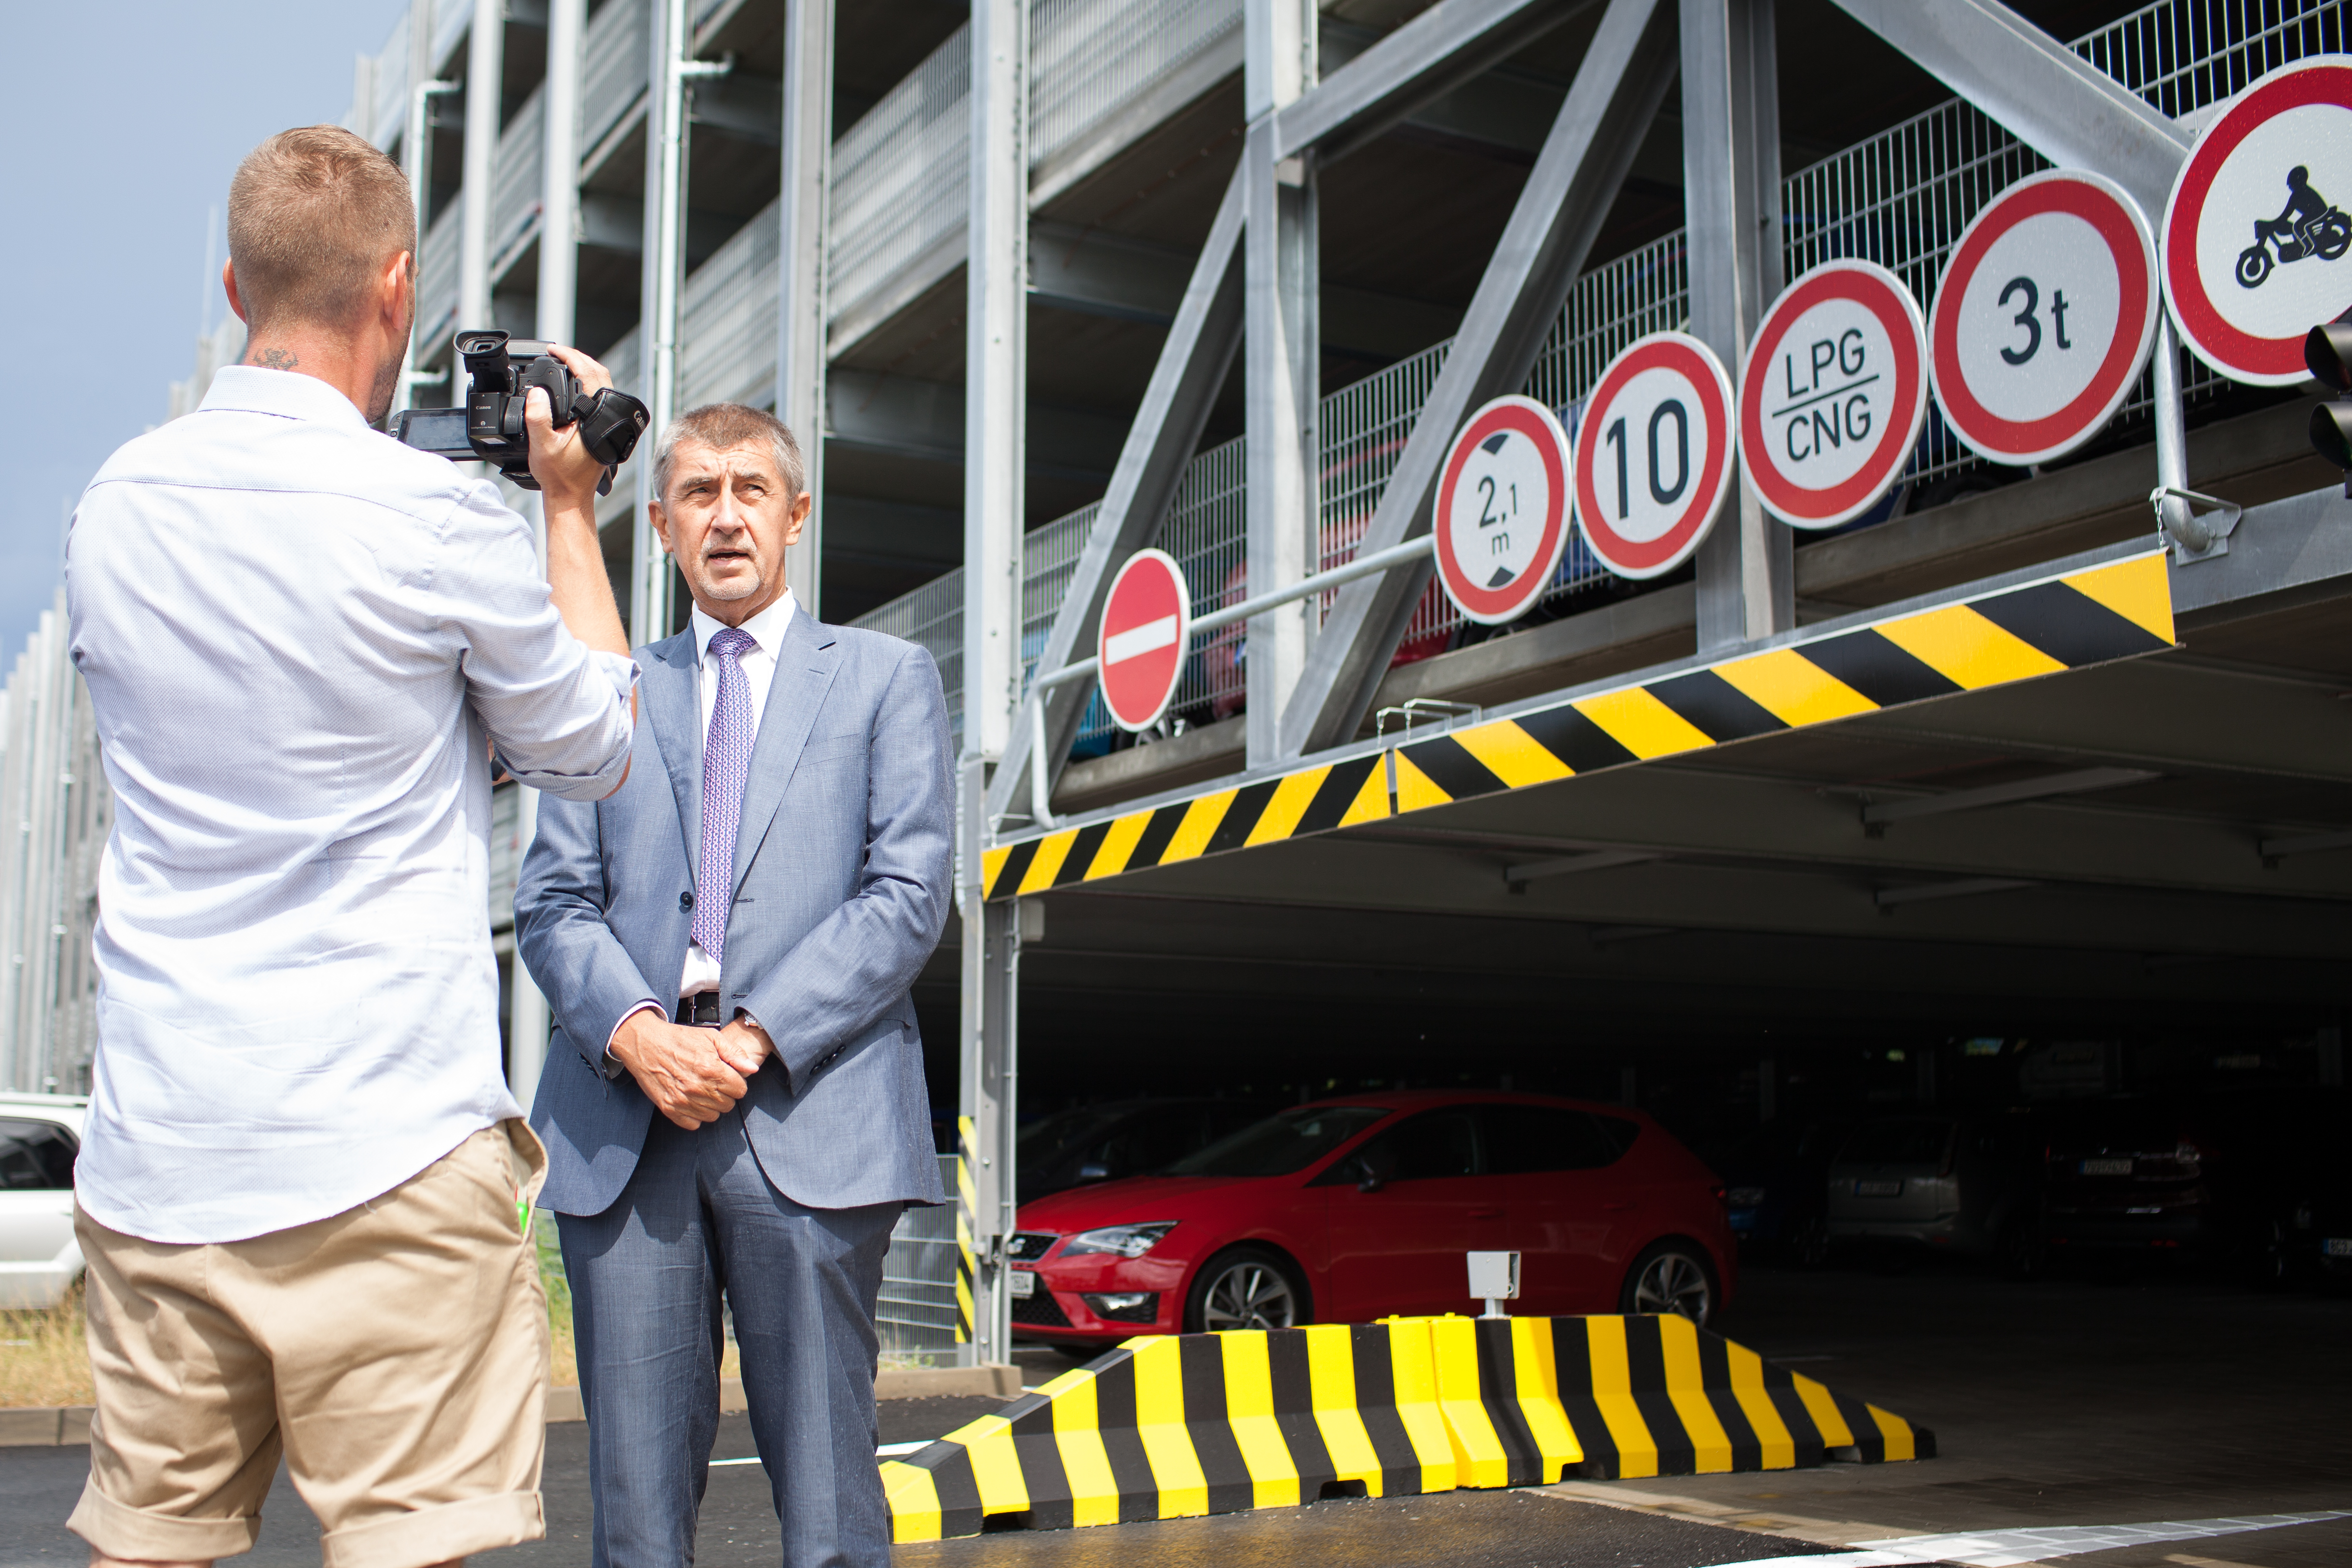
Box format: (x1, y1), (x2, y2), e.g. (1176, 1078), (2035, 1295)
(1619, 1241), (1715, 1326)
(1184, 1245), (1309, 1333)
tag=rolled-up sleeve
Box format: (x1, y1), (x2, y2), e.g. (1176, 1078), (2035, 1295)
(436, 481), (636, 801)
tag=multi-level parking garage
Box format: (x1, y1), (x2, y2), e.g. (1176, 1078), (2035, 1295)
(102, 0), (2352, 1398)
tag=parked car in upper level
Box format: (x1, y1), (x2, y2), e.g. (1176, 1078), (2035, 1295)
(0, 1093), (85, 1310)
(1006, 1091), (1735, 1353)
(1825, 1112), (2044, 1272)
(1016, 1098), (1272, 1205)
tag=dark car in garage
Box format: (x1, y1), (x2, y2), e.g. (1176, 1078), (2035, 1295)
(1015, 1098), (1272, 1204)
(1005, 1091), (1735, 1352)
(1716, 1116), (1851, 1265)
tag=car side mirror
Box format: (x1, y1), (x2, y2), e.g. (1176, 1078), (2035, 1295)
(1077, 1162), (1109, 1182)
(1356, 1171), (1385, 1194)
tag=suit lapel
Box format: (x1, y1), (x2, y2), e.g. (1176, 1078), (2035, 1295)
(643, 629), (704, 876)
(731, 609), (841, 898)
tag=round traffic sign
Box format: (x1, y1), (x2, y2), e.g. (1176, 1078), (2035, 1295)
(1096, 547), (1190, 733)
(1930, 170), (2159, 466)
(2162, 55), (2352, 386)
(1434, 395), (1573, 624)
(1738, 259), (1928, 530)
(1572, 331), (1737, 579)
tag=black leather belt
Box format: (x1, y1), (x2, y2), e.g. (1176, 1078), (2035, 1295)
(674, 993), (723, 1027)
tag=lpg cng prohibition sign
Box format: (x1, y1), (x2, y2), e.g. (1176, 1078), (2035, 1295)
(1930, 170), (2158, 466)
(1572, 332), (1736, 580)
(1738, 259), (1928, 530)
(1096, 547), (1190, 733)
(1435, 395), (1573, 624)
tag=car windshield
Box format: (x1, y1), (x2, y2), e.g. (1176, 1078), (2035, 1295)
(1837, 1119), (1951, 1165)
(1018, 1107), (1117, 1162)
(1162, 1106), (1392, 1178)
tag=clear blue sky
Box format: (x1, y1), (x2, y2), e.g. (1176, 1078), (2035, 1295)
(0, 2), (405, 661)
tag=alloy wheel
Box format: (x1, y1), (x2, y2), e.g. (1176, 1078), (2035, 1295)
(1631, 1251), (1712, 1324)
(1201, 1260), (1298, 1331)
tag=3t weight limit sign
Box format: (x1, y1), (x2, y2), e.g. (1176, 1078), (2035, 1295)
(1573, 332), (1736, 580)
(1739, 259), (1928, 530)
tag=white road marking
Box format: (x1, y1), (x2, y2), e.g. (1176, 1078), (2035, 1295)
(1104, 614), (1178, 665)
(1696, 1511), (2351, 1568)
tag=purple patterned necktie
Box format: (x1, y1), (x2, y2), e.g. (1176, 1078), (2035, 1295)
(694, 626), (758, 964)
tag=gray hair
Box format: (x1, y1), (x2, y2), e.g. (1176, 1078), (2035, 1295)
(651, 403), (806, 504)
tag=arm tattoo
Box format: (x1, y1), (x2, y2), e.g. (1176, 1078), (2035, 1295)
(249, 346), (299, 370)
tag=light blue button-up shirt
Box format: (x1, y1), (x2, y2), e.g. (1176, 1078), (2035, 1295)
(66, 366), (637, 1244)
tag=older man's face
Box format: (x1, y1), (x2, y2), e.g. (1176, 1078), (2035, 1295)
(651, 438), (809, 624)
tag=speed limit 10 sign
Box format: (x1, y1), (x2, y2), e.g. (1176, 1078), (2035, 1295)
(1434, 395), (1573, 625)
(1930, 170), (2159, 466)
(1572, 331), (1737, 579)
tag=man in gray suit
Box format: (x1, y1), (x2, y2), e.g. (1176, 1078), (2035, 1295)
(517, 402), (951, 1568)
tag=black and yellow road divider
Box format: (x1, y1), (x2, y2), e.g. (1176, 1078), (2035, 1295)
(881, 1315), (1930, 1542)
(981, 548), (2175, 900)
(953, 1119), (975, 1347)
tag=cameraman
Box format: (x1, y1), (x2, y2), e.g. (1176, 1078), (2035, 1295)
(62, 125), (635, 1568)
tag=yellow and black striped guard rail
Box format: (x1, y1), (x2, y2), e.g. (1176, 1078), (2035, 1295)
(982, 549), (2174, 900)
(881, 1314), (1930, 1542)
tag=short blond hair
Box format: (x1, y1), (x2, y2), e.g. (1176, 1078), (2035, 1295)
(227, 126), (415, 334)
(654, 404), (807, 503)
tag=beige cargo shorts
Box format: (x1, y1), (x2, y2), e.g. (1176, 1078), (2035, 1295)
(69, 1120), (551, 1568)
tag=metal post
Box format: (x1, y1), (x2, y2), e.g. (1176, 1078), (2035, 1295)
(1683, 0), (1791, 650)
(537, 0), (584, 353)
(1244, 0), (1318, 770)
(459, 0), (504, 332)
(393, 0), (458, 422)
(957, 763), (1020, 1369)
(776, 0), (834, 615)
(2151, 313), (2192, 538)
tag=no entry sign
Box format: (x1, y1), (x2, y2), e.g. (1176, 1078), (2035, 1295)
(1572, 331), (1736, 579)
(1096, 548), (1190, 733)
(1930, 171), (2159, 466)
(1738, 259), (1928, 530)
(1435, 395), (1573, 624)
(2162, 55), (2352, 386)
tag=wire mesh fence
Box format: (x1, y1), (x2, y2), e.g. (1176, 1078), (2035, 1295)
(876, 1157), (965, 1356)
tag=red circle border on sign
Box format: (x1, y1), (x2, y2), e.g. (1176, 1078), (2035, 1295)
(1571, 332), (1735, 578)
(1434, 396), (1572, 624)
(1930, 171), (2155, 464)
(2162, 57), (2352, 385)
(1096, 547), (1190, 733)
(1738, 259), (1927, 529)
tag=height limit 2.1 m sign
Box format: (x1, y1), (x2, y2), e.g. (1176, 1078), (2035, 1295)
(1435, 395), (1573, 624)
(1738, 259), (1929, 530)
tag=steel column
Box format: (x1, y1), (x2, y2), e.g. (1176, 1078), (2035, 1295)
(983, 167), (1247, 828)
(392, 0), (451, 419)
(537, 0), (584, 354)
(1244, 0), (1319, 770)
(633, 0), (699, 645)
(1277, 0), (1678, 759)
(1682, 0), (1791, 651)
(459, 0), (504, 332)
(956, 765), (1020, 1370)
(776, 0), (834, 614)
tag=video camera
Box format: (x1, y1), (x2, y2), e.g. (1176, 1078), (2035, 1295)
(389, 330), (650, 496)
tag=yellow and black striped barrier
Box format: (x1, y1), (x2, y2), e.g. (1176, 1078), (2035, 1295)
(981, 549), (2174, 900)
(882, 1320), (1455, 1542)
(952, 1119), (975, 1346)
(881, 1315), (1929, 1541)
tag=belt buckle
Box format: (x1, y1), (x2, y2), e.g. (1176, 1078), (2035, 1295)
(676, 994), (722, 1027)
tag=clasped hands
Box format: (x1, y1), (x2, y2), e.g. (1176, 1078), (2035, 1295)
(610, 1008), (775, 1129)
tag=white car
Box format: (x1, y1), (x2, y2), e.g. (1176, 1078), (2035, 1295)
(0, 1092), (85, 1309)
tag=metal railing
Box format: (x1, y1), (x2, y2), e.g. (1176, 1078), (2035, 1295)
(582, 0), (651, 157)
(679, 196), (780, 412)
(876, 1156), (966, 1355)
(491, 87), (547, 277)
(430, 0), (473, 73)
(416, 199), (463, 361)
(827, 26), (972, 341)
(0, 593), (108, 1096)
(1031, 0), (1242, 178)
(367, 10), (410, 152)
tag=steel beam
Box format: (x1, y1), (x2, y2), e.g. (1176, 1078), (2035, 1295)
(1827, 0), (2189, 219)
(1245, 0), (1320, 770)
(1277, 0), (1678, 760)
(984, 168), (1247, 829)
(956, 771), (1020, 1370)
(1275, 0), (1591, 165)
(1682, 0), (1791, 651)
(964, 0), (1027, 766)
(776, 0), (832, 614)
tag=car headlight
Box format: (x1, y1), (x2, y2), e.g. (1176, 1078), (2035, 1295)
(1061, 1222), (1177, 1259)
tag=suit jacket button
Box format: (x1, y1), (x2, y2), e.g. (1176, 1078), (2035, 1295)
(679, 891), (695, 911)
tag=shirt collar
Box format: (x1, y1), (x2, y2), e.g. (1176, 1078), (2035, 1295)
(691, 590), (796, 668)
(196, 366), (375, 432)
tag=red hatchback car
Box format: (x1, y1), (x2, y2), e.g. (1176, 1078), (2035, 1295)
(1007, 1091), (1735, 1350)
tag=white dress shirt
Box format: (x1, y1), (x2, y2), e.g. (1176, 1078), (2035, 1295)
(66, 366), (637, 1245)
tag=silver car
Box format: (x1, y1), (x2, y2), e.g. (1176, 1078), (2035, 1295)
(0, 1093), (85, 1309)
(1825, 1113), (2043, 1268)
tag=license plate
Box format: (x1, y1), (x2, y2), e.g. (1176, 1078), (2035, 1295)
(1009, 1269), (1036, 1298)
(1854, 1179), (1902, 1197)
(2079, 1158), (2133, 1176)
(2326, 1239), (2352, 1258)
